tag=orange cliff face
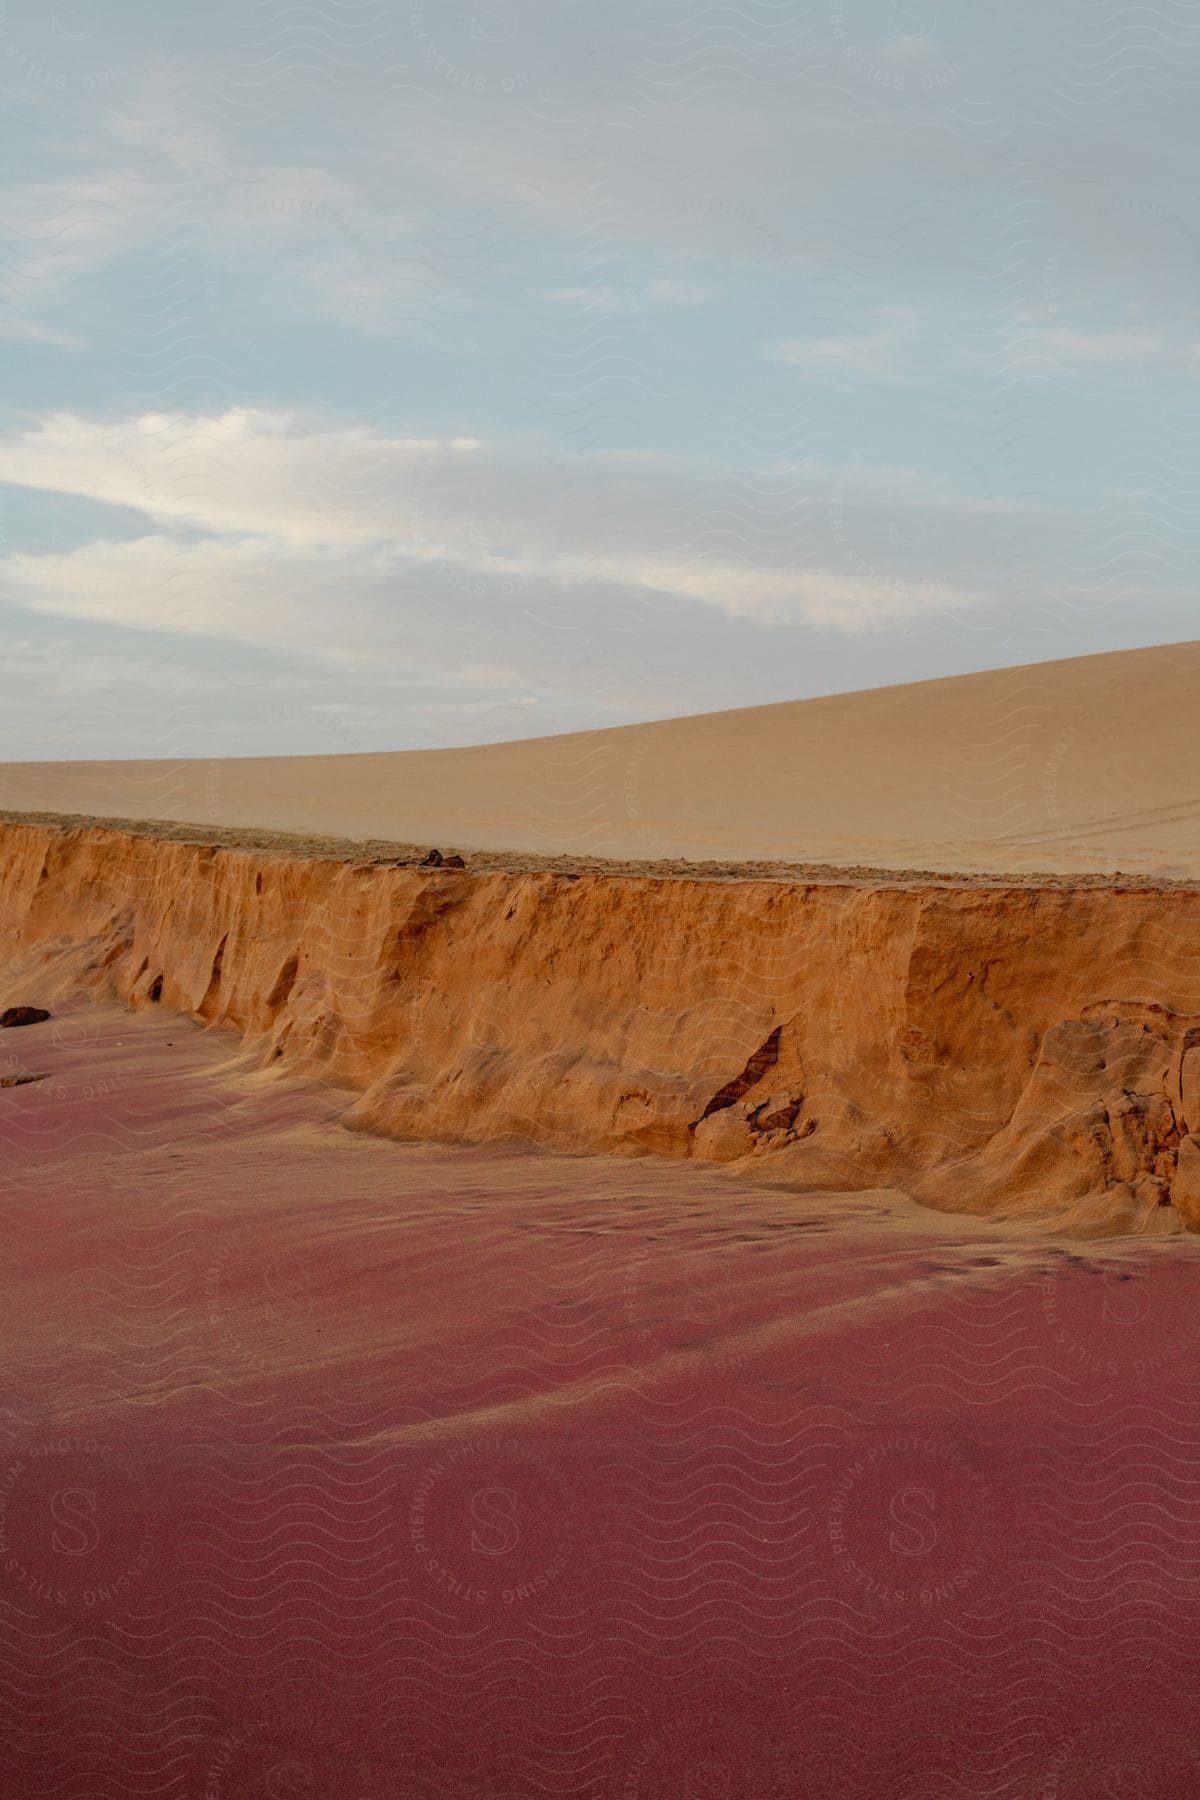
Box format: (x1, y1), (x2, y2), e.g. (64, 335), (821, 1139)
(2, 819), (1199, 1236)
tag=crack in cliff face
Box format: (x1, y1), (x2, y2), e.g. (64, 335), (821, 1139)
(267, 954), (299, 1010)
(198, 934), (228, 1021)
(692, 1026), (782, 1129)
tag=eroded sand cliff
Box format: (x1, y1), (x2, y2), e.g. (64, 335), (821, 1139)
(2, 818), (1199, 1236)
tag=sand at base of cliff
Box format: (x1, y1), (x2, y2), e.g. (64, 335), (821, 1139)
(1, 641), (1197, 879)
(4, 1001), (1200, 1797)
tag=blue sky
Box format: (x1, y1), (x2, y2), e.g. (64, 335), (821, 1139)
(0, 0), (1197, 758)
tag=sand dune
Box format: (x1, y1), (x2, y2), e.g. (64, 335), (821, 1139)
(1, 642), (1196, 876)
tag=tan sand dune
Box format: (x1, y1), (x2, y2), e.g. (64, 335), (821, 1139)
(0, 641), (1196, 876)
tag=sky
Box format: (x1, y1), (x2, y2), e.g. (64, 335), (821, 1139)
(0, 0), (1197, 759)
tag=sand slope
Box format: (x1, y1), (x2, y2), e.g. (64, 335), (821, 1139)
(0, 642), (1196, 876)
(5, 1001), (1200, 1797)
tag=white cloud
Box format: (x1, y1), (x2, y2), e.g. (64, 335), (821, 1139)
(534, 284), (637, 313)
(645, 279), (713, 305)
(0, 315), (83, 347)
(1026, 326), (1167, 362)
(535, 278), (714, 312)
(3, 520), (979, 648)
(0, 406), (985, 641)
(3, 533), (442, 663)
(0, 408), (483, 546)
(767, 310), (918, 380)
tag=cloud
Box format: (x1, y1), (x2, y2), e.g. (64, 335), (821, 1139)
(534, 284), (637, 312)
(0, 315), (83, 347)
(3, 533), (446, 662)
(0, 408), (483, 546)
(1026, 326), (1167, 362)
(0, 407), (987, 642)
(0, 171), (154, 326)
(769, 312), (1197, 387)
(767, 310), (918, 380)
(645, 279), (713, 305)
(535, 278), (714, 312)
(3, 517), (979, 651)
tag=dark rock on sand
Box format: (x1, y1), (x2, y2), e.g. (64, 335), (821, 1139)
(1, 1006), (50, 1028)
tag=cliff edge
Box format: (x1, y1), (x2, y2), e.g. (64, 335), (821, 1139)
(2, 819), (1199, 1237)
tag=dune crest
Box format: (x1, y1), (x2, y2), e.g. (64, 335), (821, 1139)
(1, 641), (1197, 876)
(2, 817), (1199, 1235)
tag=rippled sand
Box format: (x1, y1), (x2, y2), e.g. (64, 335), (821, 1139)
(3, 1003), (1199, 1795)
